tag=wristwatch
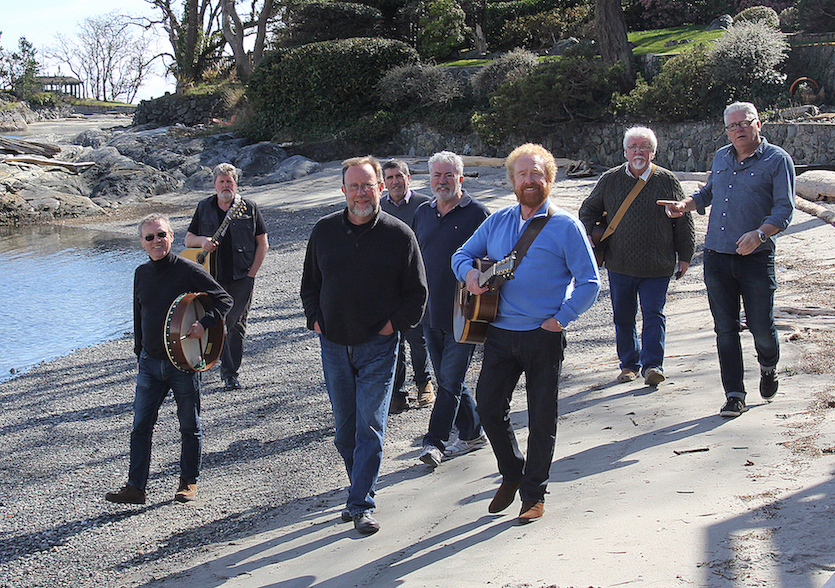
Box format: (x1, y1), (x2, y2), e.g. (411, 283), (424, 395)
(756, 228), (767, 243)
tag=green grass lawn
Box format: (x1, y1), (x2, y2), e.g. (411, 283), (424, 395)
(628, 25), (724, 55)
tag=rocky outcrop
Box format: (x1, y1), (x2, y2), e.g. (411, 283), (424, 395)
(0, 123), (322, 225)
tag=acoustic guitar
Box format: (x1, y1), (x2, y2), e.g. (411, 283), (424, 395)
(180, 197), (246, 276)
(452, 253), (516, 344)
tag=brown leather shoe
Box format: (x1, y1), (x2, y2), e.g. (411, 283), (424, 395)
(174, 479), (197, 502)
(105, 484), (146, 505)
(518, 500), (544, 523)
(417, 381), (435, 407)
(488, 480), (520, 513)
(389, 396), (409, 414)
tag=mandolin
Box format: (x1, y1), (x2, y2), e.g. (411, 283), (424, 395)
(452, 253), (516, 344)
(180, 197), (246, 276)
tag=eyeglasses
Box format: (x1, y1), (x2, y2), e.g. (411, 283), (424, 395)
(724, 119), (757, 132)
(345, 183), (379, 194)
(143, 232), (170, 241)
(626, 144), (653, 152)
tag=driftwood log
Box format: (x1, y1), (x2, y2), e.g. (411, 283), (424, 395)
(1, 154), (95, 174)
(0, 136), (62, 158)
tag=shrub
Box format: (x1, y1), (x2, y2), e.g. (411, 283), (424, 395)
(246, 38), (419, 141)
(470, 48), (538, 98)
(778, 6), (799, 32)
(418, 0), (467, 60)
(496, 4), (595, 51)
(472, 57), (629, 145)
(796, 0), (835, 33)
(483, 0), (567, 47)
(708, 21), (788, 110)
(376, 63), (464, 107)
(613, 44), (720, 121)
(281, 2), (383, 46)
(734, 5), (780, 28)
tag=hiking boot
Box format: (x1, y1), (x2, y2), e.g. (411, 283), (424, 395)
(417, 381), (435, 407)
(617, 368), (638, 383)
(720, 397), (748, 418)
(105, 484), (146, 505)
(644, 367), (665, 387)
(760, 368), (778, 401)
(174, 479), (197, 502)
(419, 444), (442, 467)
(444, 432), (489, 457)
(389, 396), (409, 414)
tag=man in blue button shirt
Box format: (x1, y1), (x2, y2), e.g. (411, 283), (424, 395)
(658, 102), (795, 418)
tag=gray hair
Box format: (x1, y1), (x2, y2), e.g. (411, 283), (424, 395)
(383, 158), (410, 177)
(212, 163), (239, 182)
(138, 213), (172, 238)
(623, 126), (658, 152)
(428, 151), (464, 177)
(724, 102), (758, 126)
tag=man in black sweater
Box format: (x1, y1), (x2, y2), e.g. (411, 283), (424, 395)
(300, 156), (427, 535)
(106, 214), (232, 505)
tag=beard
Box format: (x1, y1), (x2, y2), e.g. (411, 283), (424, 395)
(515, 184), (548, 209)
(349, 201), (377, 219)
(432, 183), (461, 202)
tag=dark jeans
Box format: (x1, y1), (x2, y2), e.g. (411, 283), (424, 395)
(219, 276), (254, 380)
(422, 326), (480, 451)
(475, 326), (566, 503)
(319, 333), (398, 516)
(392, 324), (432, 400)
(608, 271), (670, 374)
(129, 351), (202, 490)
(704, 249), (779, 399)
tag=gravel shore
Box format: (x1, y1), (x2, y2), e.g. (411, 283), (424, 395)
(2, 164), (835, 587)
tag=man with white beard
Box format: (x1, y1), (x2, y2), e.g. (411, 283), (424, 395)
(300, 156), (427, 536)
(411, 151), (490, 468)
(579, 127), (695, 387)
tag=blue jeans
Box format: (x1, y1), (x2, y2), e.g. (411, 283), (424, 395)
(422, 326), (480, 451)
(129, 351), (202, 490)
(219, 276), (254, 380)
(475, 326), (565, 504)
(319, 333), (398, 516)
(608, 271), (670, 375)
(704, 250), (779, 399)
(392, 323), (432, 401)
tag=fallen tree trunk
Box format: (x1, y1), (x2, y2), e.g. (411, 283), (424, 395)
(0, 136), (61, 158)
(1, 155), (95, 174)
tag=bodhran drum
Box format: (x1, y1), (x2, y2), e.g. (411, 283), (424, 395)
(164, 292), (225, 372)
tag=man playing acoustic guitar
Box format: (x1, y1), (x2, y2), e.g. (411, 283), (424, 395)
(185, 163), (269, 391)
(451, 144), (600, 523)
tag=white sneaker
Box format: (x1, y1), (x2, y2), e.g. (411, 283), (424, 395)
(419, 444), (443, 467)
(444, 432), (489, 457)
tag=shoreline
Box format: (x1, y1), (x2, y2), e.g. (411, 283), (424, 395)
(3, 163), (835, 587)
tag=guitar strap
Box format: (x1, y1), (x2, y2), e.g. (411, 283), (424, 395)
(600, 163), (655, 241)
(511, 201), (558, 273)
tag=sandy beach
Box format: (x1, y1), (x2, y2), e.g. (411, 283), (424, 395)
(2, 157), (835, 588)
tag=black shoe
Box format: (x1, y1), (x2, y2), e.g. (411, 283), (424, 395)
(224, 376), (241, 390)
(341, 509), (352, 523)
(105, 484), (146, 504)
(389, 396), (409, 414)
(353, 512), (380, 535)
(720, 397), (748, 418)
(760, 369), (778, 401)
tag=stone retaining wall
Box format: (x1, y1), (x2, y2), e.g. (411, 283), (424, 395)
(132, 94), (231, 127)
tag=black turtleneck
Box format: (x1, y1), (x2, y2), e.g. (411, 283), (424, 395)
(133, 253), (233, 360)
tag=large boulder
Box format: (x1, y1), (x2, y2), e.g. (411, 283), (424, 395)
(233, 142), (289, 180)
(706, 14), (733, 30)
(251, 155), (323, 185)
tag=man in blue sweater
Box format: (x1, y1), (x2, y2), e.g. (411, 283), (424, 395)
(658, 102), (795, 418)
(452, 143), (600, 523)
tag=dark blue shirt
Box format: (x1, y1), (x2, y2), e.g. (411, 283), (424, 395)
(412, 191), (490, 332)
(693, 137), (795, 254)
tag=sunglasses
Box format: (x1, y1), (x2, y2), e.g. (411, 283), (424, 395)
(143, 232), (170, 241)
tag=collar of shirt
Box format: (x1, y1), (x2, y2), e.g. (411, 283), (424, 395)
(384, 190), (413, 207)
(625, 163), (653, 181)
(517, 198), (552, 231)
(729, 137), (767, 166)
(429, 190), (473, 210)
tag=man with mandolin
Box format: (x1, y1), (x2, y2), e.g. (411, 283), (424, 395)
(451, 143), (600, 524)
(105, 214), (232, 505)
(185, 163), (269, 391)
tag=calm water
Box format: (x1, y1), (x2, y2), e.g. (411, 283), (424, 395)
(0, 225), (145, 382)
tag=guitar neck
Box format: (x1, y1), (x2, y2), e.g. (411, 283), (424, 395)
(211, 199), (241, 243)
